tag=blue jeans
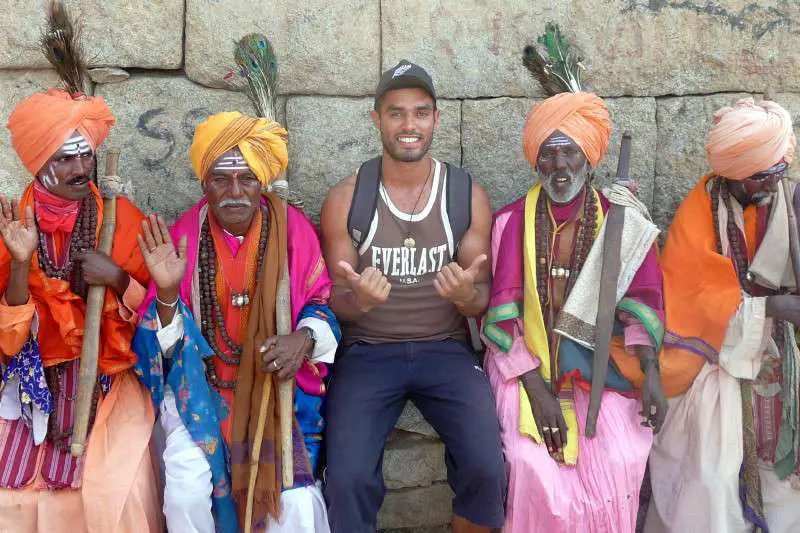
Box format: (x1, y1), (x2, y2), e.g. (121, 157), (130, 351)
(324, 339), (506, 532)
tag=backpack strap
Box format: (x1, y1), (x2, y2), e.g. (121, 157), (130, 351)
(443, 163), (485, 360)
(444, 162), (472, 258)
(346, 156), (382, 250)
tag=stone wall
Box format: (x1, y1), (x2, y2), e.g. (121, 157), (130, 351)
(1, 1), (799, 530)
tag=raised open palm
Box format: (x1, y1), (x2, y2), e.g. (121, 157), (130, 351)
(0, 196), (38, 263)
(137, 214), (188, 291)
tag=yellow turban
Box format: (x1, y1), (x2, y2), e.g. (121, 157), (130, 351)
(522, 92), (611, 168)
(706, 98), (795, 181)
(190, 111), (288, 186)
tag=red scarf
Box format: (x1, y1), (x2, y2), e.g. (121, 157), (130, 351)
(32, 181), (80, 234)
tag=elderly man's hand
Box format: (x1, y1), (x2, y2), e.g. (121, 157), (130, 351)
(259, 329), (315, 380)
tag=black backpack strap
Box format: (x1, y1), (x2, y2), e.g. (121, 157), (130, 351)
(443, 162), (473, 258)
(443, 163), (485, 359)
(346, 157), (382, 250)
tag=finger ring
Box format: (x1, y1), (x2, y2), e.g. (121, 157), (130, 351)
(272, 360), (278, 369)
(542, 427), (551, 432)
(551, 427), (560, 433)
(650, 405), (658, 416)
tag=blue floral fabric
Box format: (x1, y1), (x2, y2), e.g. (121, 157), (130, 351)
(133, 300), (239, 533)
(3, 336), (51, 416)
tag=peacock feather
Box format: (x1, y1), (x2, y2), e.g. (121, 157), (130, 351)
(522, 22), (584, 95)
(40, 1), (87, 96)
(233, 33), (279, 121)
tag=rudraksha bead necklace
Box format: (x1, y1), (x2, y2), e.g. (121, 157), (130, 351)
(199, 206), (269, 389)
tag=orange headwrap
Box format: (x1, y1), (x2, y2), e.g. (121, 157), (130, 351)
(706, 98), (796, 181)
(6, 89), (115, 176)
(190, 111), (288, 187)
(522, 92), (611, 168)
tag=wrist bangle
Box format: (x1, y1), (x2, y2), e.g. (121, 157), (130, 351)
(156, 294), (179, 309)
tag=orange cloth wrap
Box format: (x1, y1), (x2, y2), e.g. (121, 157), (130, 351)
(190, 111), (288, 186)
(6, 89), (115, 176)
(522, 92), (611, 168)
(650, 174), (761, 397)
(706, 98), (796, 181)
(0, 182), (150, 375)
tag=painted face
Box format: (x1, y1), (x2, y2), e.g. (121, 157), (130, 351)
(36, 130), (95, 200)
(372, 87), (439, 163)
(202, 147), (261, 235)
(536, 131), (590, 204)
(727, 160), (788, 207)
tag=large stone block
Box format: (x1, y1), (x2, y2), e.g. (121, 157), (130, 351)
(185, 0), (379, 94)
(0, 70), (62, 199)
(383, 435), (446, 489)
(462, 96), (657, 211)
(378, 483), (453, 530)
(394, 402), (438, 439)
(0, 1), (183, 69)
(652, 92), (752, 229)
(382, 0), (800, 98)
(96, 75), (261, 221)
(776, 92), (800, 183)
(286, 97), (461, 220)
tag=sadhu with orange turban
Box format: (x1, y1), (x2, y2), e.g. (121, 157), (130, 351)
(132, 109), (339, 533)
(0, 52), (160, 533)
(482, 90), (668, 533)
(646, 98), (800, 533)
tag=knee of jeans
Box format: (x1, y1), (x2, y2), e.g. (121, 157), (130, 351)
(325, 460), (379, 494)
(462, 449), (506, 491)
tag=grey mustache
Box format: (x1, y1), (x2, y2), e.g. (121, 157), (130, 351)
(219, 198), (252, 208)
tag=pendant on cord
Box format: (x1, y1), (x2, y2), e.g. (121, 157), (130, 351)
(403, 236), (416, 249)
(231, 291), (250, 308)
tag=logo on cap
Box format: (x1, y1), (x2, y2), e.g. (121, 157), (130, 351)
(392, 64), (412, 78)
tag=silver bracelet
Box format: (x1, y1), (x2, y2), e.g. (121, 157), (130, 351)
(155, 294), (179, 308)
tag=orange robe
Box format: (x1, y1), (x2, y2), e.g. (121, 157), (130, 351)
(0, 182), (161, 533)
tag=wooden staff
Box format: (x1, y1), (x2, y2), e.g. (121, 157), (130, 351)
(70, 149), (120, 457)
(245, 193), (294, 533)
(585, 133), (631, 438)
(782, 180), (800, 290)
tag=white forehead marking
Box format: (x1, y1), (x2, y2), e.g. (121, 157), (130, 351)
(543, 133), (573, 148)
(212, 153), (250, 172)
(60, 133), (92, 157)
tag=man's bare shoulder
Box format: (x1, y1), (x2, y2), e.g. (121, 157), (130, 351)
(324, 175), (356, 206)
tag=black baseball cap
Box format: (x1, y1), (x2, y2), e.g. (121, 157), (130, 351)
(374, 60), (436, 109)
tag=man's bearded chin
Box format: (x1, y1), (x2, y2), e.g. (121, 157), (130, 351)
(540, 162), (590, 204)
(382, 131), (431, 163)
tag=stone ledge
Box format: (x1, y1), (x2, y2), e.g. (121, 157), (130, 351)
(378, 483), (453, 530)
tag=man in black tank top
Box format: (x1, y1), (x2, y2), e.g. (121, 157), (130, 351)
(320, 61), (505, 532)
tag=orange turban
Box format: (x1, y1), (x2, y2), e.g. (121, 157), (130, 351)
(190, 111), (288, 187)
(522, 92), (611, 168)
(6, 89), (115, 176)
(706, 98), (795, 181)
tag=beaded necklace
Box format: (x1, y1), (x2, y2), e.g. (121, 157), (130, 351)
(533, 187), (597, 311)
(36, 195), (97, 300)
(199, 206), (269, 389)
(34, 195), (99, 447)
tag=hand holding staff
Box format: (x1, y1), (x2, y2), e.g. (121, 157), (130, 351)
(71, 149), (120, 457)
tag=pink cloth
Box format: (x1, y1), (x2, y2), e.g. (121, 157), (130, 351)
(484, 206), (653, 533)
(140, 196), (333, 395)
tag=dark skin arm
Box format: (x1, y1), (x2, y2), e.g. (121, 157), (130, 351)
(259, 327), (316, 379)
(0, 197), (36, 306)
(75, 251), (131, 298)
(320, 175), (392, 322)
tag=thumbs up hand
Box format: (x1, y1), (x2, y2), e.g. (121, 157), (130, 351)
(337, 261), (392, 313)
(433, 254), (487, 306)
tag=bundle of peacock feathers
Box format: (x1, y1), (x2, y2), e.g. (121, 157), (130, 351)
(233, 33), (279, 122)
(231, 33), (304, 208)
(40, 1), (87, 97)
(522, 22), (585, 95)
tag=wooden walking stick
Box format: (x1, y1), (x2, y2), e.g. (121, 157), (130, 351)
(70, 149), (120, 457)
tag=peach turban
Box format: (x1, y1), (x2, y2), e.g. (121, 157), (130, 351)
(522, 92), (612, 168)
(706, 98), (796, 181)
(6, 89), (115, 176)
(190, 111), (288, 187)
